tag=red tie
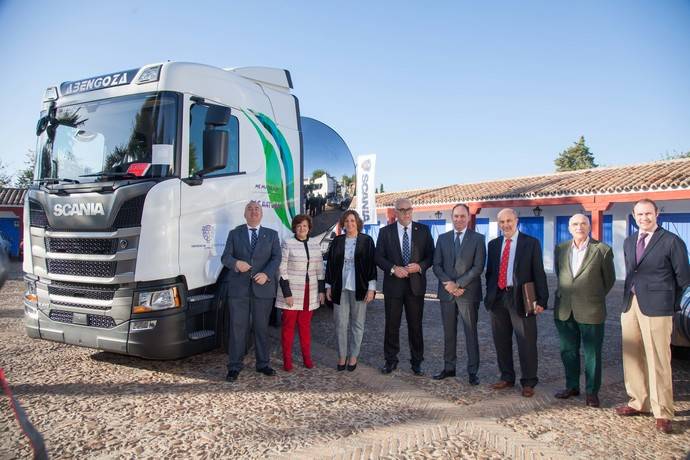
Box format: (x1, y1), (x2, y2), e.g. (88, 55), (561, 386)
(498, 238), (512, 290)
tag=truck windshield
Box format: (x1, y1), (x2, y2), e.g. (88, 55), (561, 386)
(36, 92), (179, 183)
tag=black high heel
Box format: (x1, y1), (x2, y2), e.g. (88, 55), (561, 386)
(337, 363), (346, 371)
(347, 363), (357, 372)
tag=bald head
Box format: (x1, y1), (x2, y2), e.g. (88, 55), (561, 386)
(244, 200), (263, 227)
(497, 208), (518, 238)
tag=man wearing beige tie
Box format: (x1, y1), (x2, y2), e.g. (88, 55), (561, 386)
(616, 199), (690, 434)
(553, 214), (615, 408)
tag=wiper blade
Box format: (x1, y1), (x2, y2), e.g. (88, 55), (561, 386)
(79, 172), (138, 180)
(34, 178), (80, 184)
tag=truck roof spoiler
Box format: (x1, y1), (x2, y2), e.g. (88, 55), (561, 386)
(225, 66), (293, 91)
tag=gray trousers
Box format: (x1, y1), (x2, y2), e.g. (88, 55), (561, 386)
(440, 299), (480, 375)
(227, 296), (274, 371)
(333, 289), (367, 360)
(490, 290), (539, 387)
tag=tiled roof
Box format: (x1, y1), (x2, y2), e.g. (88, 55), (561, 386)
(375, 158), (690, 207)
(0, 188), (27, 206)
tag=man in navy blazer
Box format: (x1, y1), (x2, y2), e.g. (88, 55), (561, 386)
(221, 201), (282, 382)
(615, 199), (690, 434)
(484, 208), (548, 397)
(375, 198), (435, 375)
(432, 203), (486, 384)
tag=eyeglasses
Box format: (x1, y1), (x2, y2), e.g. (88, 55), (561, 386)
(396, 208), (413, 213)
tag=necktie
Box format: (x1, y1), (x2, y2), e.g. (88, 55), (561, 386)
(636, 232), (647, 264)
(454, 231), (463, 263)
(250, 228), (258, 253)
(402, 226), (410, 266)
(498, 238), (512, 290)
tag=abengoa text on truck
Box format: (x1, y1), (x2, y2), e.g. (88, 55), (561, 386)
(23, 62), (354, 359)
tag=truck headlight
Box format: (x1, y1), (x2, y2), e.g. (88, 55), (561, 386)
(24, 280), (37, 304)
(133, 287), (180, 313)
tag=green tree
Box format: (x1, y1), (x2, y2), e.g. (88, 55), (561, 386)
(311, 168), (327, 180)
(661, 150), (690, 160)
(378, 183), (384, 193)
(554, 136), (597, 172)
(0, 159), (12, 187)
(14, 150), (36, 188)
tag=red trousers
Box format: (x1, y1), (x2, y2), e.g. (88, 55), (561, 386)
(281, 283), (314, 370)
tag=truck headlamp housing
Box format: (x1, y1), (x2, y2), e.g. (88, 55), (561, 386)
(133, 287), (180, 313)
(24, 280), (37, 304)
(136, 65), (162, 84)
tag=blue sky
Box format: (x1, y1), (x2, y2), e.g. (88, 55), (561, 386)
(1, 0), (689, 191)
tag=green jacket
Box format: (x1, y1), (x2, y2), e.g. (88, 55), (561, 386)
(554, 238), (615, 324)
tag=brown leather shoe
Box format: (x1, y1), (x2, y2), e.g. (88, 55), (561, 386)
(554, 388), (580, 399)
(585, 394), (600, 407)
(490, 380), (515, 390)
(655, 418), (672, 434)
(521, 386), (535, 397)
(615, 405), (644, 416)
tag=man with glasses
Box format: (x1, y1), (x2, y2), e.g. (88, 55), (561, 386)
(375, 198), (435, 375)
(221, 201), (282, 382)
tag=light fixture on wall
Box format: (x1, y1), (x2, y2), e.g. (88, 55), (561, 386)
(434, 210), (443, 219)
(532, 206), (542, 217)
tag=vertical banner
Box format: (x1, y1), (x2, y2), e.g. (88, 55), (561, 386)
(356, 154), (377, 225)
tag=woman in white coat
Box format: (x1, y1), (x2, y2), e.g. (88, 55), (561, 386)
(276, 214), (325, 371)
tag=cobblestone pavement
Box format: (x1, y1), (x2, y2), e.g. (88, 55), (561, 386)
(1, 262), (689, 459)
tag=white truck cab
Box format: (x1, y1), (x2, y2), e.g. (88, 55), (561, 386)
(23, 62), (354, 359)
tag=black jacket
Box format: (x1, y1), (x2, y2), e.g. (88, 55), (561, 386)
(375, 221), (435, 297)
(623, 227), (690, 316)
(325, 233), (377, 304)
(484, 232), (548, 315)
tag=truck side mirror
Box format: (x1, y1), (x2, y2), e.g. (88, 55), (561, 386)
(198, 130), (228, 176)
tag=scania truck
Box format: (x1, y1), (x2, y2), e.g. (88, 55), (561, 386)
(23, 62), (354, 359)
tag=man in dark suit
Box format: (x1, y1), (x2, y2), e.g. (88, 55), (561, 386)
(221, 201), (282, 382)
(553, 213), (615, 407)
(484, 208), (548, 397)
(615, 199), (690, 434)
(432, 203), (486, 385)
(375, 197), (435, 375)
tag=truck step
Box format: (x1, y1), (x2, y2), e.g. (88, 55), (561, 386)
(188, 294), (215, 303)
(188, 329), (215, 340)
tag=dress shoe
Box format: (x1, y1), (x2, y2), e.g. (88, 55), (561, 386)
(521, 386), (535, 397)
(554, 388), (580, 399)
(615, 405), (645, 416)
(411, 364), (424, 376)
(380, 362), (397, 374)
(468, 374), (480, 386)
(256, 367), (276, 376)
(337, 364), (347, 371)
(347, 363), (357, 372)
(585, 394), (600, 407)
(225, 370), (239, 382)
(655, 418), (672, 434)
(432, 370), (456, 380)
(490, 380), (515, 390)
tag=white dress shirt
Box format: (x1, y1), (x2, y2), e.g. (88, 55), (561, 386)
(247, 224), (261, 244)
(570, 237), (589, 275)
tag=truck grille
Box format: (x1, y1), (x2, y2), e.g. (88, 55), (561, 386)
(46, 237), (118, 255)
(113, 195), (146, 228)
(48, 282), (117, 301)
(51, 301), (111, 311)
(49, 310), (116, 328)
(29, 200), (49, 228)
(47, 260), (117, 278)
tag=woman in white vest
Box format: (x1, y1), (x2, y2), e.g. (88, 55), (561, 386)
(276, 214), (326, 371)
